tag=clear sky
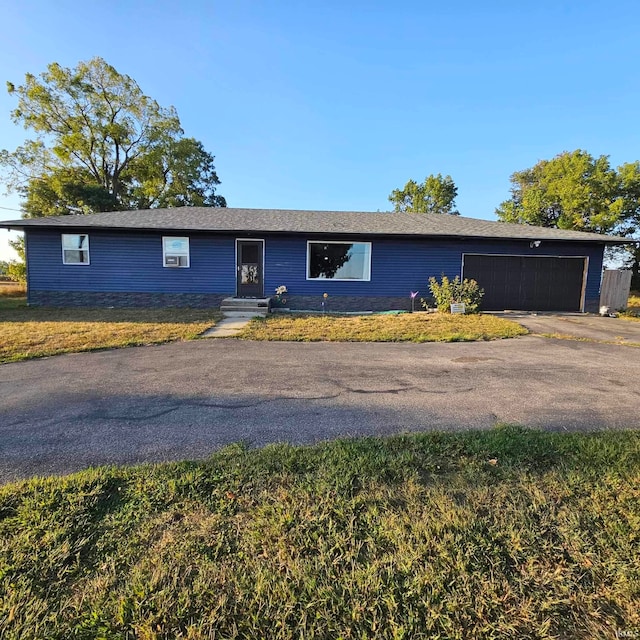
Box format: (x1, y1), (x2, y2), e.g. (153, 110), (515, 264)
(1, 0), (640, 260)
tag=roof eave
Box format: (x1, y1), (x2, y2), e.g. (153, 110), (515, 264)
(0, 221), (633, 243)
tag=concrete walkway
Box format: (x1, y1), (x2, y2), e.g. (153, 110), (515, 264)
(201, 316), (253, 338)
(201, 309), (270, 337)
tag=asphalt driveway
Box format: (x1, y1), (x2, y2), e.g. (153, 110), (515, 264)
(1, 335), (639, 483)
(499, 313), (640, 344)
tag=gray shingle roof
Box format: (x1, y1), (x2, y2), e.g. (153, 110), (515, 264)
(0, 207), (632, 243)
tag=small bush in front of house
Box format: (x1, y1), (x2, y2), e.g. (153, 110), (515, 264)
(427, 275), (484, 313)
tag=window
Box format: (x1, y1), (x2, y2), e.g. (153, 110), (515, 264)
(62, 234), (90, 264)
(307, 241), (371, 281)
(163, 236), (190, 267)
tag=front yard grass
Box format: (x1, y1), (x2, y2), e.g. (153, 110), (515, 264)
(238, 311), (528, 342)
(0, 296), (220, 364)
(1, 426), (639, 639)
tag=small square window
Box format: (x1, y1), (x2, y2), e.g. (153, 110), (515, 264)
(163, 236), (190, 268)
(62, 234), (90, 265)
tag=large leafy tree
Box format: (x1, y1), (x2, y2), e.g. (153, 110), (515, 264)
(496, 150), (640, 288)
(389, 173), (460, 215)
(0, 57), (226, 219)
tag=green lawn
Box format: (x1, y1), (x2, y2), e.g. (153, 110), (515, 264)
(0, 292), (220, 364)
(1, 426), (639, 639)
(238, 312), (528, 342)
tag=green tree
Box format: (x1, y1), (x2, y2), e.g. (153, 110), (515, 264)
(496, 150), (640, 289)
(0, 57), (226, 219)
(613, 161), (640, 288)
(5, 237), (26, 283)
(389, 173), (460, 215)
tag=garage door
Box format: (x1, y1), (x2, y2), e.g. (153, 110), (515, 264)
(462, 255), (586, 311)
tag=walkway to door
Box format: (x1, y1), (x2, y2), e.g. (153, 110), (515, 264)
(203, 296), (272, 337)
(201, 316), (253, 337)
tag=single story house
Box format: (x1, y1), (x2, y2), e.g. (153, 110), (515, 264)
(0, 207), (630, 312)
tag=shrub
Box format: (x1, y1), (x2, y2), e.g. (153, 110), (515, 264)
(426, 275), (484, 313)
(6, 260), (26, 284)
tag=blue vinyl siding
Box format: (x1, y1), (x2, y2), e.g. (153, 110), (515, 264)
(264, 236), (604, 301)
(27, 230), (236, 293)
(26, 229), (605, 302)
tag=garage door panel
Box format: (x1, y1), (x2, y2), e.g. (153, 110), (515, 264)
(463, 255), (584, 312)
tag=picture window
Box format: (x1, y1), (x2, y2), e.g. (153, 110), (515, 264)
(307, 241), (371, 281)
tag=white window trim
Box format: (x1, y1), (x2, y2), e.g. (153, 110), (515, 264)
(61, 234), (90, 265)
(163, 236), (190, 268)
(306, 240), (372, 281)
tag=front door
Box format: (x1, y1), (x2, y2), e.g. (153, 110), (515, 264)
(236, 240), (264, 297)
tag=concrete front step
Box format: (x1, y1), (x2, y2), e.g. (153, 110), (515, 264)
(221, 303), (269, 308)
(221, 296), (271, 307)
(222, 310), (268, 318)
(220, 297), (272, 318)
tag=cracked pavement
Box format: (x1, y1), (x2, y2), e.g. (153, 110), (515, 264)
(1, 336), (639, 482)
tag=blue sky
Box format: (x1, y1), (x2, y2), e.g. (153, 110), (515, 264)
(1, 0), (640, 260)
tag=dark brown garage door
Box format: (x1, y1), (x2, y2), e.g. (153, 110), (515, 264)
(462, 255), (585, 311)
